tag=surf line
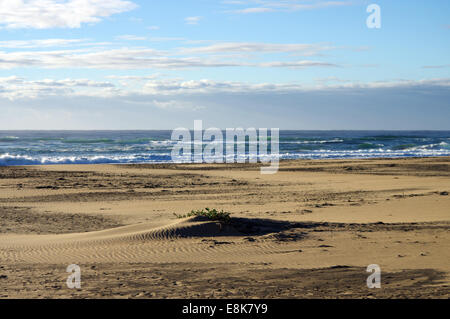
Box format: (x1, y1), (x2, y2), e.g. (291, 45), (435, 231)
(171, 120), (280, 174)
(182, 303), (216, 317)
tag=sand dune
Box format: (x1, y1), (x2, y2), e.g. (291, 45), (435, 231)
(0, 216), (301, 265)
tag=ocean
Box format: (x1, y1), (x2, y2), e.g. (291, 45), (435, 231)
(0, 130), (449, 166)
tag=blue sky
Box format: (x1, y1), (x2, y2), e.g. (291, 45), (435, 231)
(0, 0), (448, 129)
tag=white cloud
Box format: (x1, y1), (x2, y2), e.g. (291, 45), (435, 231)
(236, 7), (274, 13)
(150, 99), (204, 110)
(106, 74), (162, 86)
(115, 35), (147, 41)
(0, 39), (85, 49)
(184, 16), (202, 25)
(314, 76), (351, 83)
(0, 47), (337, 70)
(226, 0), (354, 14)
(0, 34), (351, 70)
(148, 37), (186, 42)
(2, 76), (449, 101)
(0, 0), (137, 29)
(0, 76), (115, 100)
(0, 38), (114, 49)
(139, 78), (450, 96)
(179, 42), (333, 56)
(0, 48), (168, 69)
(260, 60), (337, 68)
(107, 74), (162, 81)
(276, 1), (353, 11)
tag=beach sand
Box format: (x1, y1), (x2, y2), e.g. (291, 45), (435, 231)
(0, 157), (449, 298)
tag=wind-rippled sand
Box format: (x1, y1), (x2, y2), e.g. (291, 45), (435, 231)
(0, 158), (449, 298)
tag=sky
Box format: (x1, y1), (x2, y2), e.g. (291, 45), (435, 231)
(0, 0), (449, 130)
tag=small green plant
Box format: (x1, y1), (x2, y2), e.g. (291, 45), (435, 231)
(173, 208), (231, 223)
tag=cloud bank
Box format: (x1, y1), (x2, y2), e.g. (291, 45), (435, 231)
(1, 76), (448, 100)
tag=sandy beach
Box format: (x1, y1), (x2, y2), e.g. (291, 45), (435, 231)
(0, 157), (449, 299)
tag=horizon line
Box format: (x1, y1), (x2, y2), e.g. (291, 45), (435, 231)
(1, 129), (450, 132)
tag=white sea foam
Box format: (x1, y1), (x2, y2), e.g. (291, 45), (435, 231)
(1, 147), (450, 166)
(0, 153), (172, 166)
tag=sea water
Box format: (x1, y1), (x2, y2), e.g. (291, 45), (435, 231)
(0, 130), (449, 166)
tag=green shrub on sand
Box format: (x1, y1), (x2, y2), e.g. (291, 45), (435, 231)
(174, 208), (231, 223)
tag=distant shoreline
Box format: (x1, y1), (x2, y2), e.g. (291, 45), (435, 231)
(2, 155), (450, 167)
